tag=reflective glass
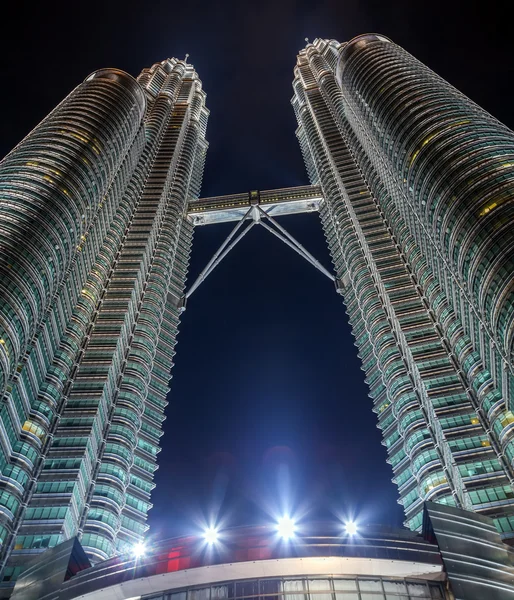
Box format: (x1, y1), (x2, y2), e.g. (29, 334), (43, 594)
(359, 580), (382, 592)
(308, 580), (332, 600)
(333, 580), (358, 591)
(283, 579), (307, 600)
(407, 582), (429, 597)
(236, 581), (259, 598)
(190, 589), (210, 600)
(212, 585), (231, 600)
(383, 580), (407, 593)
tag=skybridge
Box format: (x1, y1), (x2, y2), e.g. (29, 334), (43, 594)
(187, 184), (323, 225)
(183, 185), (343, 302)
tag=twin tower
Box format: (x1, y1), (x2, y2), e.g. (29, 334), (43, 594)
(0, 35), (513, 582)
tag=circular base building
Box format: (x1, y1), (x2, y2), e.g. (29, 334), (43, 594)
(61, 523), (446, 600)
(8, 504), (514, 600)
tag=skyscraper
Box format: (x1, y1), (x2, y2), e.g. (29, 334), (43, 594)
(1, 31), (514, 593)
(292, 35), (514, 536)
(0, 59), (208, 578)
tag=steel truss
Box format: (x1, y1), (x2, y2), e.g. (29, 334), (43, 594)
(185, 204), (336, 303)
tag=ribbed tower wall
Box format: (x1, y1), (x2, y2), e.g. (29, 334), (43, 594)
(0, 59), (208, 580)
(0, 70), (147, 561)
(292, 37), (514, 539)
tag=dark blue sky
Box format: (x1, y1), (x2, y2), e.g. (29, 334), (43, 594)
(2, 0), (513, 540)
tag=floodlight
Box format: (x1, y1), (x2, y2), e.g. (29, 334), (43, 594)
(276, 516), (296, 540)
(345, 521), (358, 536)
(132, 541), (146, 558)
(203, 526), (219, 544)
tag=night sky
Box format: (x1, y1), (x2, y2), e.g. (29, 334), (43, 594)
(1, 1), (513, 541)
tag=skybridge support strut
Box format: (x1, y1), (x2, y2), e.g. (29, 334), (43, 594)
(185, 206), (255, 300)
(256, 206), (335, 282)
(184, 204), (338, 303)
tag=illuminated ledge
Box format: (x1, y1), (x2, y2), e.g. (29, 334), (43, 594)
(59, 556), (444, 600)
(53, 523), (444, 600)
(187, 185), (324, 225)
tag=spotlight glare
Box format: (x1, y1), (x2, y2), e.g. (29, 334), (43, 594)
(203, 526), (219, 545)
(277, 516), (296, 540)
(345, 521), (358, 536)
(132, 541), (146, 558)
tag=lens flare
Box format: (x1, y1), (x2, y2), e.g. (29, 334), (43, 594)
(345, 521), (358, 535)
(132, 541), (146, 558)
(276, 516), (296, 539)
(203, 526), (219, 544)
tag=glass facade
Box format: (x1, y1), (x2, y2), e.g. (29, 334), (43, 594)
(11, 507), (514, 599)
(20, 522), (447, 600)
(292, 36), (514, 538)
(144, 577), (446, 600)
(0, 59), (208, 578)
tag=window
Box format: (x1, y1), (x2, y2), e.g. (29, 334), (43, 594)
(333, 579), (358, 600)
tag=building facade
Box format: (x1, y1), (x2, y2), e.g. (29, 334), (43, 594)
(0, 59), (208, 578)
(10, 521), (452, 600)
(292, 35), (514, 537)
(10, 504), (514, 600)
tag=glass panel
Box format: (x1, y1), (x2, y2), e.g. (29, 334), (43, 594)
(407, 582), (429, 597)
(308, 580), (332, 600)
(383, 581), (407, 593)
(212, 586), (231, 600)
(190, 590), (210, 600)
(260, 580), (280, 600)
(236, 582), (259, 598)
(284, 580), (307, 600)
(359, 580), (382, 592)
(308, 580), (331, 592)
(334, 579), (359, 599)
(333, 580), (358, 591)
(359, 580), (383, 600)
(429, 585), (444, 599)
